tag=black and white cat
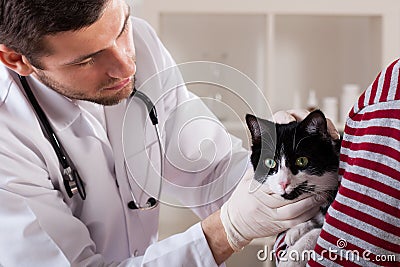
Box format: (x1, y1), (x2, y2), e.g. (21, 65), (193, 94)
(245, 110), (341, 266)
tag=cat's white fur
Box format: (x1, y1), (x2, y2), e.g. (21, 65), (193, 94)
(265, 156), (338, 197)
(279, 228), (322, 266)
(264, 156), (338, 267)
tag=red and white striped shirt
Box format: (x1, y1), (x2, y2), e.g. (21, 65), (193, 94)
(308, 59), (400, 266)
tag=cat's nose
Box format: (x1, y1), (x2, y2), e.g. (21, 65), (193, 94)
(279, 181), (289, 190)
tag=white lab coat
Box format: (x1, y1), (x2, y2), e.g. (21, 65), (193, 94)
(0, 18), (249, 266)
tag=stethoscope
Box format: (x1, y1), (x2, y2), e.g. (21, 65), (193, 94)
(18, 75), (161, 210)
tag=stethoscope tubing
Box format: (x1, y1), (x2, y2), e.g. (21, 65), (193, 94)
(19, 75), (86, 199)
(18, 75), (161, 209)
(126, 89), (164, 210)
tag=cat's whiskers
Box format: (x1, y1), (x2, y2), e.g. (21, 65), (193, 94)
(296, 188), (333, 203)
(313, 185), (338, 190)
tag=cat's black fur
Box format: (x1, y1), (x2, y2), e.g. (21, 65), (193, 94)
(246, 110), (340, 204)
(245, 110), (341, 266)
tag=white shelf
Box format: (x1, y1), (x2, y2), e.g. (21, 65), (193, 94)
(271, 14), (382, 112)
(134, 0), (400, 66)
(133, 0), (400, 123)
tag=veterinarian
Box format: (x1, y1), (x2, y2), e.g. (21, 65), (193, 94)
(0, 0), (324, 266)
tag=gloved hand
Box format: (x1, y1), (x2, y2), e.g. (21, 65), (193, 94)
(273, 109), (340, 139)
(220, 168), (324, 251)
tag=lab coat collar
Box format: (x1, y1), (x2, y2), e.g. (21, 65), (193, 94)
(26, 75), (85, 132)
(0, 65), (12, 106)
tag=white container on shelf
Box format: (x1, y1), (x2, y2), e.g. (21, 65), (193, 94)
(322, 97), (339, 125)
(340, 84), (360, 123)
(306, 89), (318, 111)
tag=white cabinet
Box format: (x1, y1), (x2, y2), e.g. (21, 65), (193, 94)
(131, 0), (400, 131)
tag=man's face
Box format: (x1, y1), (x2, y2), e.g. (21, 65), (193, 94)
(32, 0), (136, 105)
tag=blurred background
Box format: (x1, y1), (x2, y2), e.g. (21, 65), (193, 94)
(127, 0), (400, 266)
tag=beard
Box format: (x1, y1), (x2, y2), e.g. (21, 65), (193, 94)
(33, 71), (134, 106)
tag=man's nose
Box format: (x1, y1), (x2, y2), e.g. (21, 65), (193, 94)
(106, 45), (136, 78)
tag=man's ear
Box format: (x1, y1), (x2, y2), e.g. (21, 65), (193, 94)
(0, 44), (34, 76)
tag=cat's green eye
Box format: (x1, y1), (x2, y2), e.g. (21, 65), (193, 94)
(295, 157), (309, 168)
(264, 158), (276, 169)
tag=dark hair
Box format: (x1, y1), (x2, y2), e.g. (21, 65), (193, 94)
(0, 0), (109, 67)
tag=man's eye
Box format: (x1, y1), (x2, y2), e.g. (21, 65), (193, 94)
(118, 17), (131, 38)
(295, 156), (309, 168)
(264, 158), (276, 169)
(77, 58), (95, 67)
(122, 19), (130, 35)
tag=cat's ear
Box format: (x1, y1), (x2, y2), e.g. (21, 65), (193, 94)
(245, 114), (275, 145)
(246, 114), (262, 145)
(298, 109), (328, 136)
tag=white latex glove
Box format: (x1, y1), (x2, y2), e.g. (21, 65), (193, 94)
(273, 109), (340, 139)
(220, 168), (324, 251)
